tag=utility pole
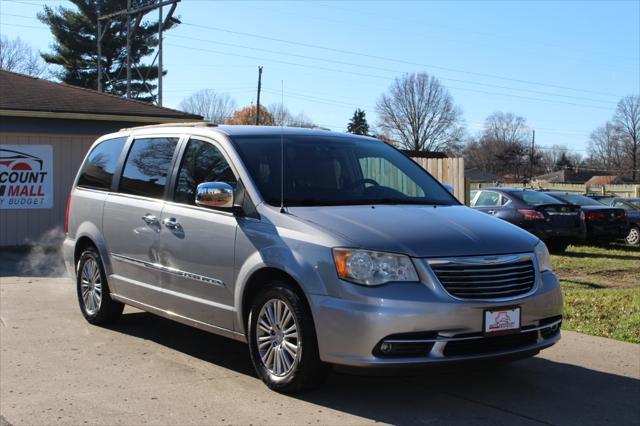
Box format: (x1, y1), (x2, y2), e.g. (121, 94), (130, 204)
(125, 0), (132, 98)
(529, 129), (536, 180)
(158, 5), (163, 106)
(96, 0), (180, 104)
(97, 16), (102, 92)
(256, 66), (263, 125)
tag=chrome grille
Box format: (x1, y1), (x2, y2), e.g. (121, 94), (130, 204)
(429, 255), (536, 300)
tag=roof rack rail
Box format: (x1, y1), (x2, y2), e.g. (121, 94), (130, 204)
(119, 121), (214, 131)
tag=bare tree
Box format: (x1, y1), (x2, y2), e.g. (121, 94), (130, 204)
(0, 36), (49, 78)
(613, 95), (640, 180)
(588, 121), (625, 172)
(539, 145), (582, 173)
(463, 112), (532, 179)
(268, 103), (317, 128)
(179, 90), (237, 124)
(376, 72), (464, 153)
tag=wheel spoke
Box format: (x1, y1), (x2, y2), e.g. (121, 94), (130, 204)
(283, 340), (298, 358)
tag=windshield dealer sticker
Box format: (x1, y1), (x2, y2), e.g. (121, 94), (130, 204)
(0, 145), (54, 209)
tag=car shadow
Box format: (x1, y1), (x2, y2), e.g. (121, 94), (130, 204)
(109, 311), (639, 425)
(561, 250), (639, 261)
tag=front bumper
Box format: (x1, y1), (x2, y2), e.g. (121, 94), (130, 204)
(310, 268), (563, 367)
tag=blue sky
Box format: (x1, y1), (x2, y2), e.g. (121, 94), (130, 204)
(1, 0), (639, 155)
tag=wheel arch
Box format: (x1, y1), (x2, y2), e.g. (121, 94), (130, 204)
(239, 267), (312, 337)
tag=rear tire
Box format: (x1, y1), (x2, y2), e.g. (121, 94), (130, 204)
(247, 280), (328, 393)
(547, 241), (569, 254)
(627, 226), (640, 246)
(76, 247), (124, 325)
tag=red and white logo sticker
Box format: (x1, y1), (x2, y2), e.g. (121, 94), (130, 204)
(485, 307), (521, 333)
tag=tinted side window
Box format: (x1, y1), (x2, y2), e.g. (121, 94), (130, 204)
(119, 137), (178, 198)
(77, 137), (126, 190)
(174, 139), (237, 205)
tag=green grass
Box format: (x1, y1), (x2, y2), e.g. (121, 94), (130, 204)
(552, 243), (640, 344)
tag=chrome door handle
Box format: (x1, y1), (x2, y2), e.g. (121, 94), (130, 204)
(163, 217), (181, 229)
(142, 214), (159, 225)
(487, 210), (496, 214)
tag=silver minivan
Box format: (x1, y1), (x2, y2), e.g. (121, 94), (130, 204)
(63, 124), (563, 392)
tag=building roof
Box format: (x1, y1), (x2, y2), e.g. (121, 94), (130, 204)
(534, 169), (597, 184)
(585, 175), (627, 185)
(0, 70), (202, 122)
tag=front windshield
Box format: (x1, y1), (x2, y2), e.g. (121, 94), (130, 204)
(629, 199), (640, 208)
(553, 193), (604, 206)
(232, 135), (458, 207)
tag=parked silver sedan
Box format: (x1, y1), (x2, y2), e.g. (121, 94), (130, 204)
(63, 124), (563, 392)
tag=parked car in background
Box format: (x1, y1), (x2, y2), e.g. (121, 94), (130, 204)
(543, 192), (629, 245)
(469, 188), (584, 252)
(587, 196), (640, 246)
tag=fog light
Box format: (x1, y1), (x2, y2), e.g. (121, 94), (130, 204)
(380, 342), (393, 354)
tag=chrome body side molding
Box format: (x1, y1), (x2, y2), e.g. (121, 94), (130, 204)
(112, 253), (225, 287)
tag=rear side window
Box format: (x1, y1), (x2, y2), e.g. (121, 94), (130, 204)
(77, 137), (126, 190)
(519, 191), (563, 206)
(474, 191), (501, 207)
(119, 137), (178, 198)
(174, 138), (237, 205)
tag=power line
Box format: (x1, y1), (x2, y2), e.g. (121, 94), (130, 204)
(168, 34), (618, 106)
(240, 3), (638, 72)
(164, 42), (617, 111)
(325, 3), (636, 63)
(180, 21), (627, 99)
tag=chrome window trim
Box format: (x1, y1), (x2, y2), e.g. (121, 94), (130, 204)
(111, 253), (225, 287)
(426, 253), (539, 302)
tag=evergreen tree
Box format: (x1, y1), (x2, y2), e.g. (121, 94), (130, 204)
(38, 0), (175, 102)
(555, 152), (573, 170)
(347, 109), (370, 135)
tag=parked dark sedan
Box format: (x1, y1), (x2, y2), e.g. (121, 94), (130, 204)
(587, 196), (640, 245)
(544, 192), (629, 244)
(470, 188), (584, 252)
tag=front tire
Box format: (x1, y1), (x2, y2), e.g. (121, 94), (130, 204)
(626, 226), (640, 246)
(247, 280), (328, 393)
(76, 247), (123, 325)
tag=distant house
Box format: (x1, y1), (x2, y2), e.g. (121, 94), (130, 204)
(585, 175), (630, 185)
(534, 169), (597, 184)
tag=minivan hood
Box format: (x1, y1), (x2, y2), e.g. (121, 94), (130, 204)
(288, 205), (538, 258)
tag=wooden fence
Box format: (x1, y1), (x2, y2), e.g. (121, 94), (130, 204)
(413, 157), (466, 203)
(359, 157), (466, 203)
(469, 181), (640, 201)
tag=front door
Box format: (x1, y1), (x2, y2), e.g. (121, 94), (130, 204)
(103, 136), (179, 305)
(157, 137), (238, 330)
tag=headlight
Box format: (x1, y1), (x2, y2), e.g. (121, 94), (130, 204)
(332, 248), (419, 286)
(534, 241), (552, 272)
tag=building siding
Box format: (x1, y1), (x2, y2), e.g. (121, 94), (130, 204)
(0, 132), (96, 247)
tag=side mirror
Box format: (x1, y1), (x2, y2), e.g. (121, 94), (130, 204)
(444, 184), (455, 193)
(196, 182), (234, 209)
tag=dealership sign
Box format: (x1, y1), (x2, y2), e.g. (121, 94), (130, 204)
(0, 145), (54, 209)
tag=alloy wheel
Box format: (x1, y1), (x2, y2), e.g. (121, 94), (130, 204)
(627, 227), (640, 245)
(80, 258), (103, 315)
(256, 298), (300, 377)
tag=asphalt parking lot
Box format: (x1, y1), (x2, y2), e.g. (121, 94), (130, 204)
(1, 252), (639, 425)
